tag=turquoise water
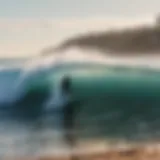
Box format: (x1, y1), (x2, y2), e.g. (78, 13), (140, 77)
(52, 65), (160, 142)
(1, 64), (160, 155)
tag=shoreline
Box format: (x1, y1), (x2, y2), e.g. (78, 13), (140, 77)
(3, 141), (160, 160)
(3, 146), (160, 160)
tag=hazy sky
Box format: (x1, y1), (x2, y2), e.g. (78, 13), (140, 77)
(0, 0), (159, 57)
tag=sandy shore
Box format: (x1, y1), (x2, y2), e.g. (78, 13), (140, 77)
(3, 145), (160, 160)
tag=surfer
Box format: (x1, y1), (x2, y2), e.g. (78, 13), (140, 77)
(50, 75), (82, 159)
(45, 75), (83, 159)
(61, 76), (76, 146)
(60, 75), (80, 160)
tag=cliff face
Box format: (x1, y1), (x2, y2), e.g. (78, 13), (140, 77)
(42, 24), (160, 55)
(58, 26), (160, 54)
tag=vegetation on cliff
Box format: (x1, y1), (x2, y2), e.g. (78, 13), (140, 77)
(42, 16), (160, 55)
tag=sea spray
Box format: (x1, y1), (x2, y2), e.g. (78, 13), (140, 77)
(44, 75), (71, 111)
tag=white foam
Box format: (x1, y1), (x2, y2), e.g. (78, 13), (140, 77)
(44, 76), (71, 111)
(38, 47), (160, 69)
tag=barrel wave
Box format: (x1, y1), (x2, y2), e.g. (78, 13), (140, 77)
(0, 48), (160, 155)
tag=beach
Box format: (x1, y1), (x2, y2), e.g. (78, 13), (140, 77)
(3, 144), (160, 160)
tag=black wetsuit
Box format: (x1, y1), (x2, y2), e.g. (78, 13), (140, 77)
(62, 99), (82, 147)
(62, 99), (83, 160)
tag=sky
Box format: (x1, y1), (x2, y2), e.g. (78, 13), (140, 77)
(0, 0), (159, 57)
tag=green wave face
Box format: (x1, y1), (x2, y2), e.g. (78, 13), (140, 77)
(17, 64), (160, 141)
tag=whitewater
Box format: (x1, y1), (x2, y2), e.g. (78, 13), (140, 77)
(1, 47), (160, 157)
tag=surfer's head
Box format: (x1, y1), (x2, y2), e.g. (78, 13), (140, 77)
(61, 75), (72, 93)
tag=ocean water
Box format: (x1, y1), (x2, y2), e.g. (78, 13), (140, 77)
(1, 49), (160, 156)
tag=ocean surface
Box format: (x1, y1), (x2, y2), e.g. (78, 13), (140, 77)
(1, 49), (160, 157)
